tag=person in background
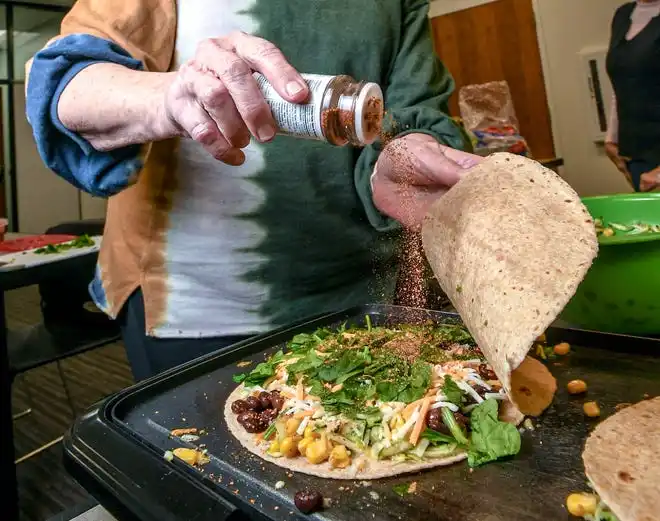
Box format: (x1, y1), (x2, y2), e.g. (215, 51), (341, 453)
(605, 0), (660, 192)
(25, 0), (482, 381)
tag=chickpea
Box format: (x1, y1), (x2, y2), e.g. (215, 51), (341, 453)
(329, 445), (351, 469)
(583, 401), (601, 418)
(298, 437), (314, 457)
(603, 228), (615, 237)
(566, 493), (598, 517)
(285, 417), (302, 436)
(305, 439), (330, 464)
(553, 342), (571, 356)
(567, 379), (587, 395)
(280, 436), (300, 458)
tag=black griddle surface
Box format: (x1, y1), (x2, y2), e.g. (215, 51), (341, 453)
(65, 305), (660, 521)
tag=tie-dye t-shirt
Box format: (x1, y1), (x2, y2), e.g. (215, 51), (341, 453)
(26, 0), (467, 338)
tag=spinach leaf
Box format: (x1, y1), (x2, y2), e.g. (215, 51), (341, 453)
(287, 349), (324, 374)
(233, 350), (285, 387)
(467, 399), (521, 467)
(441, 375), (464, 405)
(376, 381), (401, 402)
(410, 360), (431, 389)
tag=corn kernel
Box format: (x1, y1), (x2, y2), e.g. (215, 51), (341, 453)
(566, 493), (598, 517)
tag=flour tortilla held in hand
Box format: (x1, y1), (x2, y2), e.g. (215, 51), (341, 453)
(224, 386), (469, 480)
(421, 153), (598, 416)
(583, 397), (660, 521)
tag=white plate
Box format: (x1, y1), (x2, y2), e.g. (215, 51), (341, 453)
(0, 235), (102, 271)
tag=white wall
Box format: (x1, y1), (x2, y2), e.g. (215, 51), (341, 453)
(429, 0), (498, 18)
(532, 0), (630, 195)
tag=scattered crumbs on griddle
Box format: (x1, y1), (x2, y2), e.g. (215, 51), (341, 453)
(407, 482), (417, 494)
(274, 506), (279, 511)
(275, 481), (286, 490)
(155, 411), (159, 414)
(360, 481), (372, 487)
(369, 491), (380, 501)
(237, 361), (252, 368)
(249, 499), (256, 504)
(234, 489), (240, 494)
(323, 498), (332, 509)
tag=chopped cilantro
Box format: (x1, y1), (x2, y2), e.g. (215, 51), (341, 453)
(392, 483), (410, 497)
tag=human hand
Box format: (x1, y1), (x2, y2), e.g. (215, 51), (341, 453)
(163, 31), (309, 165)
(604, 142), (633, 186)
(372, 133), (483, 230)
(640, 167), (660, 192)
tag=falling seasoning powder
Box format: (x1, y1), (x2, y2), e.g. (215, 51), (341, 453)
(254, 73), (384, 147)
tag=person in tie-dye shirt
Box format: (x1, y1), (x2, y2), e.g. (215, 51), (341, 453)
(26, 0), (482, 381)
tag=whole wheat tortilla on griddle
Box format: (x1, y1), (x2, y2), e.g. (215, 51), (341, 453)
(224, 385), (469, 480)
(583, 397), (660, 521)
(421, 153), (598, 416)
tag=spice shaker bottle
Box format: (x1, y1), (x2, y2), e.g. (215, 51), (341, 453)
(254, 73), (384, 147)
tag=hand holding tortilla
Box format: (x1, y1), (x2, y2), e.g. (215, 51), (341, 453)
(421, 153), (598, 416)
(371, 134), (483, 230)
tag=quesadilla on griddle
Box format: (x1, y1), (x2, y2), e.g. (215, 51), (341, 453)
(225, 319), (525, 479)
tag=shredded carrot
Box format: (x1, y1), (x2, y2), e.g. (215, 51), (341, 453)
(403, 398), (425, 420)
(171, 428), (197, 437)
(296, 379), (304, 400)
(330, 384), (343, 393)
(409, 397), (432, 446)
(425, 388), (437, 398)
(294, 410), (315, 419)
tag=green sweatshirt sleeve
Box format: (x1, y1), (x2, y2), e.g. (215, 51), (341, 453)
(354, 0), (470, 232)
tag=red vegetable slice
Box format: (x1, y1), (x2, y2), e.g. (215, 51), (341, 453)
(0, 234), (78, 253)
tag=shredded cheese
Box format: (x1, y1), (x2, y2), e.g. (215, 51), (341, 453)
(430, 401), (459, 412)
(456, 380), (484, 404)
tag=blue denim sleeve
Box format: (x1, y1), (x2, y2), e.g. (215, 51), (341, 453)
(26, 34), (148, 197)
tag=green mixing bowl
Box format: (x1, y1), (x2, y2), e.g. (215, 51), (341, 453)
(560, 193), (660, 335)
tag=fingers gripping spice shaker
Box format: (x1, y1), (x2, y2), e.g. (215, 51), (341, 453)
(254, 73), (384, 147)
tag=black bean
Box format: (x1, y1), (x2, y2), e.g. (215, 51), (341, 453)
(245, 396), (262, 411)
(426, 408), (449, 434)
(237, 411), (259, 425)
(231, 399), (250, 414)
(258, 391), (272, 410)
(260, 408), (278, 424)
(270, 391), (285, 410)
(453, 412), (469, 431)
(478, 363), (497, 381)
(237, 411), (267, 433)
(294, 489), (323, 514)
